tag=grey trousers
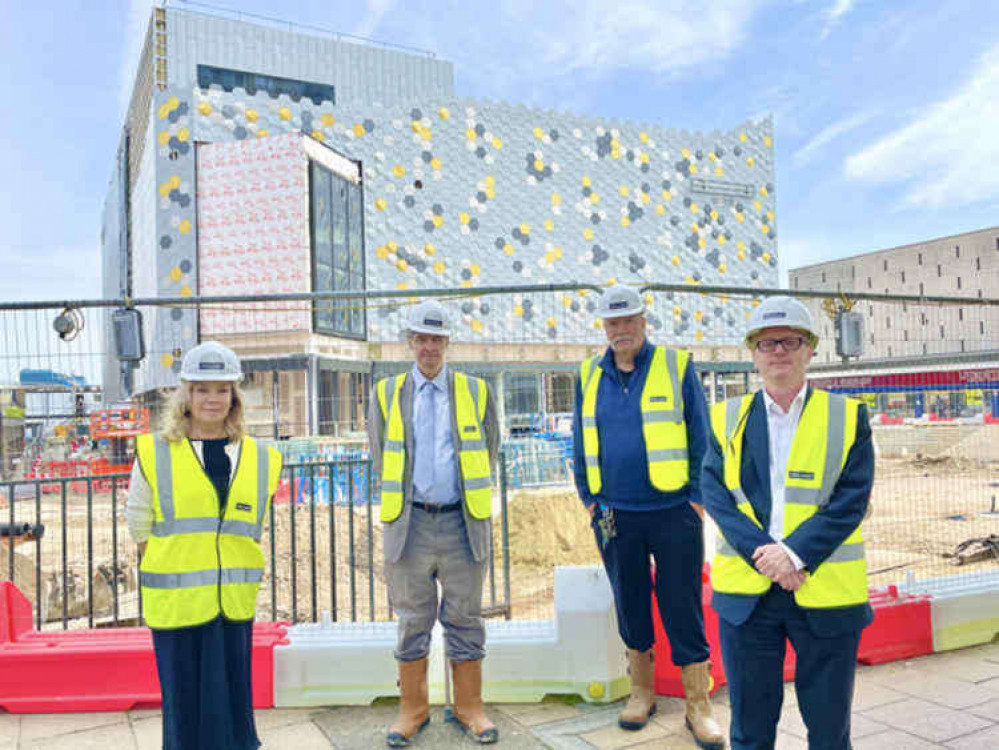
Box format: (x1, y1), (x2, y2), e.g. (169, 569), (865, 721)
(385, 506), (487, 662)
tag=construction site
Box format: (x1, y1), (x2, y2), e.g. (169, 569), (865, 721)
(1, 292), (998, 631)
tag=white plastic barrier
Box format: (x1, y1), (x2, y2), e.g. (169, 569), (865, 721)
(273, 621), (406, 707)
(481, 565), (628, 704)
(903, 571), (999, 653)
(273, 565), (629, 707)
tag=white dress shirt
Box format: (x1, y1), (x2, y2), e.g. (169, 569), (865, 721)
(763, 384), (808, 571)
(410, 364), (462, 505)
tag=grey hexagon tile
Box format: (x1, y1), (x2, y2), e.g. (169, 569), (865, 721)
(142, 84), (777, 383)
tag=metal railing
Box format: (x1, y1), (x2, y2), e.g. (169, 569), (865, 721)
(165, 0), (439, 58)
(0, 456), (513, 630)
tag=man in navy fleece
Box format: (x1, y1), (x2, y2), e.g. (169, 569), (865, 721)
(572, 286), (724, 750)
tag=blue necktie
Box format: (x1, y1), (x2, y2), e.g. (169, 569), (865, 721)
(415, 381), (436, 498)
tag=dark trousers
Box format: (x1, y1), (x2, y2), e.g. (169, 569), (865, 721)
(719, 587), (861, 750)
(152, 616), (260, 750)
(593, 502), (709, 665)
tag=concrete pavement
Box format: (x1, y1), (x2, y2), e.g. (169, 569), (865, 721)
(1, 641), (997, 748)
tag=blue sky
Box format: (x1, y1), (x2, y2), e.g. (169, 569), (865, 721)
(2, 0), (998, 302)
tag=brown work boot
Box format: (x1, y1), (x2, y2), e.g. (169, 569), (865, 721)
(618, 648), (658, 730)
(448, 659), (499, 744)
(386, 658), (430, 747)
(681, 660), (726, 749)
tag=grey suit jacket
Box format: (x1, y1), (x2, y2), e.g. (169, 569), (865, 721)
(366, 367), (500, 563)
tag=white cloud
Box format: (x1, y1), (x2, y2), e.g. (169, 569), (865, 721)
(350, 0), (395, 41)
(793, 110), (877, 166)
(502, 0), (768, 76)
(820, 0), (854, 39)
(119, 0), (155, 119)
(844, 43), (999, 209)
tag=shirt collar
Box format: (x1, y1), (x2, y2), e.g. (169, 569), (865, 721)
(763, 383), (808, 416)
(599, 337), (652, 371)
(412, 363), (448, 392)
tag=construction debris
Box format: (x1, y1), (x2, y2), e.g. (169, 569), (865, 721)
(943, 536), (999, 566)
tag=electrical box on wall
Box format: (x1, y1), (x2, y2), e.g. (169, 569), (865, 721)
(835, 311), (864, 358)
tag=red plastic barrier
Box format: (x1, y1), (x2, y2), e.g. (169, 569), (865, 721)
(249, 622), (289, 709)
(0, 582), (34, 644)
(858, 585), (933, 665)
(775, 588), (932, 675)
(0, 583), (289, 713)
(650, 574), (932, 695)
(273, 479), (291, 505)
(876, 415), (903, 425)
(651, 564), (727, 696)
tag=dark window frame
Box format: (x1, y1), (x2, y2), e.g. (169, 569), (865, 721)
(197, 64), (336, 106)
(309, 159), (366, 339)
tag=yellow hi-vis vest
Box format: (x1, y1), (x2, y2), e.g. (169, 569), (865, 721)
(136, 434), (282, 629)
(376, 371), (492, 522)
(579, 346), (690, 495)
(709, 389), (868, 608)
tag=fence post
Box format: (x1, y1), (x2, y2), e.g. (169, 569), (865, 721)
(500, 449), (511, 620)
(289, 465), (298, 623)
(270, 478), (277, 621)
(364, 460), (375, 620)
(308, 463), (317, 623)
(328, 463), (337, 621)
(86, 480), (94, 627)
(35, 483), (43, 629)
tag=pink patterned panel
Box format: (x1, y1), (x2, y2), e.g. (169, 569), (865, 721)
(197, 132), (311, 334)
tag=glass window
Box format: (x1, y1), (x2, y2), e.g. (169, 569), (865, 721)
(332, 180), (348, 272)
(505, 372), (540, 420)
(197, 64), (335, 105)
(309, 159), (365, 338)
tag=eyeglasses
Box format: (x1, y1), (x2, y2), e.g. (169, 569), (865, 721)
(753, 336), (808, 353)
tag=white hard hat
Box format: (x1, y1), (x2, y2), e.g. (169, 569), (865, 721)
(597, 286), (645, 319)
(180, 341), (243, 382)
(406, 300), (452, 336)
(745, 296), (818, 348)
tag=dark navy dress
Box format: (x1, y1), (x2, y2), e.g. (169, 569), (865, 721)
(151, 438), (260, 750)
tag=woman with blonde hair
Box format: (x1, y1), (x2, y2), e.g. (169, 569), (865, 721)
(126, 341), (282, 750)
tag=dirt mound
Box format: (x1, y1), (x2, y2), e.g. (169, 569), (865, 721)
(502, 488), (601, 568)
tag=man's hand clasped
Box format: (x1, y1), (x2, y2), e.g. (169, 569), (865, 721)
(752, 544), (806, 592)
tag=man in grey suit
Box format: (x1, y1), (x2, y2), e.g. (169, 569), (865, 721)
(367, 299), (500, 747)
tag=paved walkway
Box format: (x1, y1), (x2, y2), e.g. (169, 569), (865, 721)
(1, 642), (997, 749)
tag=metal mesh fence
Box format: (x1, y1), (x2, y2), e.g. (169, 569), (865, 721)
(1, 284), (997, 627)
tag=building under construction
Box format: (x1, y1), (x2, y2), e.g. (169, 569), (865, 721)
(101, 3), (779, 437)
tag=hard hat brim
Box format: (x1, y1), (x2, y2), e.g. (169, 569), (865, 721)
(180, 372), (243, 382)
(406, 325), (452, 337)
(744, 325), (818, 348)
(597, 306), (646, 320)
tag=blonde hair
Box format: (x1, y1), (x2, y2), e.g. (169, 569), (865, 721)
(159, 380), (246, 443)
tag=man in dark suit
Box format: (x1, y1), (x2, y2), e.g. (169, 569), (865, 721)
(572, 286), (723, 749)
(702, 296), (874, 750)
(367, 300), (500, 747)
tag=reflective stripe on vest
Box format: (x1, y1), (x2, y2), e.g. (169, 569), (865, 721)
(136, 433), (282, 629)
(377, 374), (407, 519)
(579, 346), (690, 494)
(376, 371), (493, 522)
(709, 389), (868, 608)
